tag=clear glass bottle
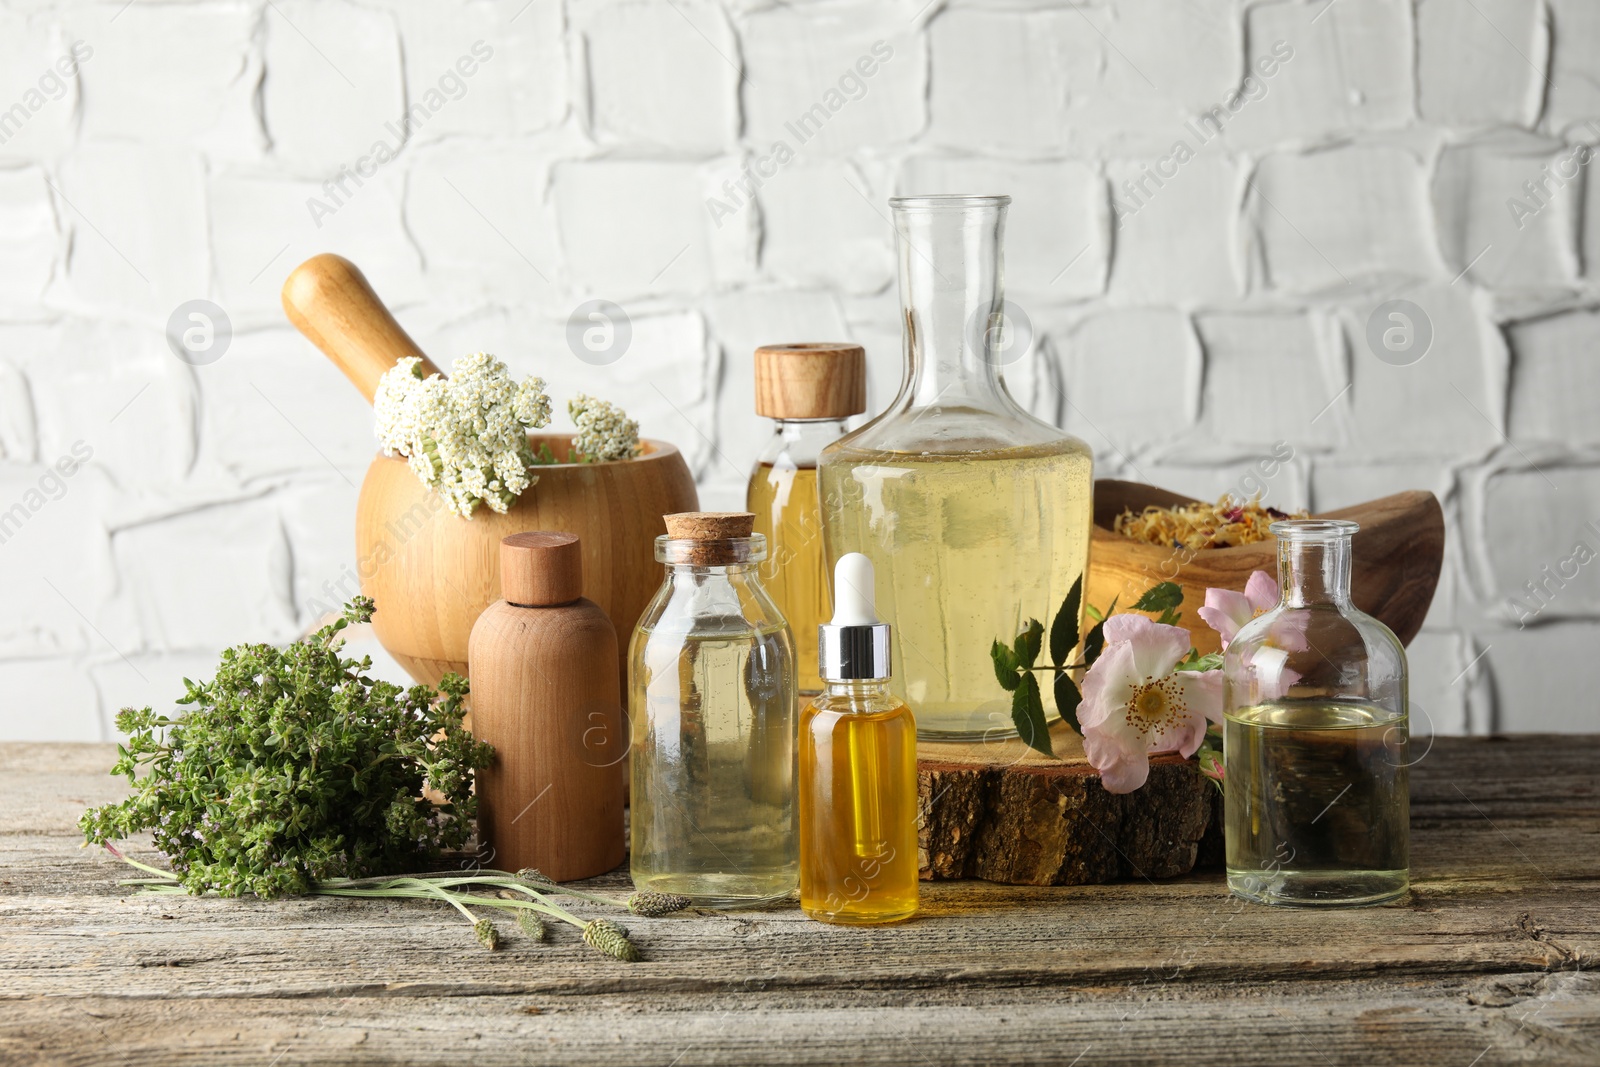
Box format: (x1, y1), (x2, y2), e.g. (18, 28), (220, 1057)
(1224, 519), (1410, 907)
(800, 553), (919, 925)
(818, 194), (1094, 739)
(748, 343), (865, 696)
(628, 511), (798, 908)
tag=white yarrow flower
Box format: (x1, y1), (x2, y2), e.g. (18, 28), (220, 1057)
(568, 394), (640, 463)
(374, 354), (553, 519)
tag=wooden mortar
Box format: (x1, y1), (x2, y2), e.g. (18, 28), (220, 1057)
(282, 253), (700, 690)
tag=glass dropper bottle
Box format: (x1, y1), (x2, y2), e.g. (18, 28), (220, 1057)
(798, 552), (919, 925)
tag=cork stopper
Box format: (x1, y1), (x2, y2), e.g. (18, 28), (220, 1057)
(661, 512), (756, 566)
(499, 531), (583, 606)
(663, 512), (754, 540)
(754, 343), (866, 420)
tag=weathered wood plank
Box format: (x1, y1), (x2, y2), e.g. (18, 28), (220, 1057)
(2, 974), (1596, 1067)
(0, 738), (1595, 1067)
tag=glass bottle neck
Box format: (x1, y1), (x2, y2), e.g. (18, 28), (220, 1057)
(823, 678), (892, 698)
(893, 201), (1012, 412)
(1278, 536), (1353, 607)
(667, 562), (758, 578)
(758, 418), (846, 469)
(772, 417), (849, 442)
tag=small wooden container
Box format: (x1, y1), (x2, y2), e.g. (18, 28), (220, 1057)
(468, 532), (626, 880)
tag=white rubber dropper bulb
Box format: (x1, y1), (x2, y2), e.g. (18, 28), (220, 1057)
(830, 552), (879, 627)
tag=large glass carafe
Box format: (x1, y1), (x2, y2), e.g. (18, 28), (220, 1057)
(1223, 519), (1410, 907)
(818, 195), (1094, 739)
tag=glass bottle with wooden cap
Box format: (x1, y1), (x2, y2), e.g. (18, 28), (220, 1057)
(467, 531), (626, 880)
(628, 511), (799, 907)
(1224, 519), (1410, 906)
(748, 342), (866, 695)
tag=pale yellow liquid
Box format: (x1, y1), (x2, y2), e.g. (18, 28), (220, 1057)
(747, 462), (828, 693)
(629, 626), (798, 907)
(1225, 700), (1409, 906)
(819, 440), (1093, 738)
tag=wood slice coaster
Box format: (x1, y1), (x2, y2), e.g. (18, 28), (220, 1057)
(917, 721), (1223, 886)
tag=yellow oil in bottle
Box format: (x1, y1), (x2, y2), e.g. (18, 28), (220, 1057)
(748, 460), (830, 693)
(819, 437), (1094, 737)
(798, 686), (919, 925)
(1225, 700), (1409, 905)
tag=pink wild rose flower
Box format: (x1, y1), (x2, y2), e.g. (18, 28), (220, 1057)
(1196, 569), (1280, 649)
(1200, 569), (1306, 703)
(1079, 614), (1223, 794)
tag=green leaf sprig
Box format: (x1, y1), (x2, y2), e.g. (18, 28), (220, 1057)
(990, 577), (1186, 758)
(80, 597), (495, 898)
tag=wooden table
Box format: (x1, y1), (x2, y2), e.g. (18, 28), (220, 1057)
(2, 738), (1595, 1066)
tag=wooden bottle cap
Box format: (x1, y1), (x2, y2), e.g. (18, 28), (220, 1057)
(754, 343), (866, 420)
(500, 531), (583, 606)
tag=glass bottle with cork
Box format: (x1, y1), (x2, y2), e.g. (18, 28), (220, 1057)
(819, 195), (1094, 739)
(799, 552), (919, 925)
(628, 511), (799, 908)
(1223, 519), (1410, 907)
(747, 343), (866, 695)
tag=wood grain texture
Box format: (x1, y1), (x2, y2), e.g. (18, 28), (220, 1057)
(280, 253), (442, 402)
(4, 738), (1594, 1066)
(918, 722), (1218, 885)
(498, 531), (584, 607)
(753, 343), (866, 420)
(468, 594), (626, 881)
(355, 434), (699, 692)
(1089, 481), (1446, 655)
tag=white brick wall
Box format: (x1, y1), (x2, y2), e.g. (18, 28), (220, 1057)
(0, 0), (1595, 739)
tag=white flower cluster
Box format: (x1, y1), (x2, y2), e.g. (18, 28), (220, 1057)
(568, 393), (640, 462)
(374, 354), (553, 519)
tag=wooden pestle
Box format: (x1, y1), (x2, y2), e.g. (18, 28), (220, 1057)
(281, 253), (444, 404)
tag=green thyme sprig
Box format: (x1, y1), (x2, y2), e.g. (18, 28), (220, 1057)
(79, 598), (495, 898)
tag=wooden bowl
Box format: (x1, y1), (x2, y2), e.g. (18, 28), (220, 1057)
(356, 433), (698, 690)
(1087, 480), (1444, 655)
